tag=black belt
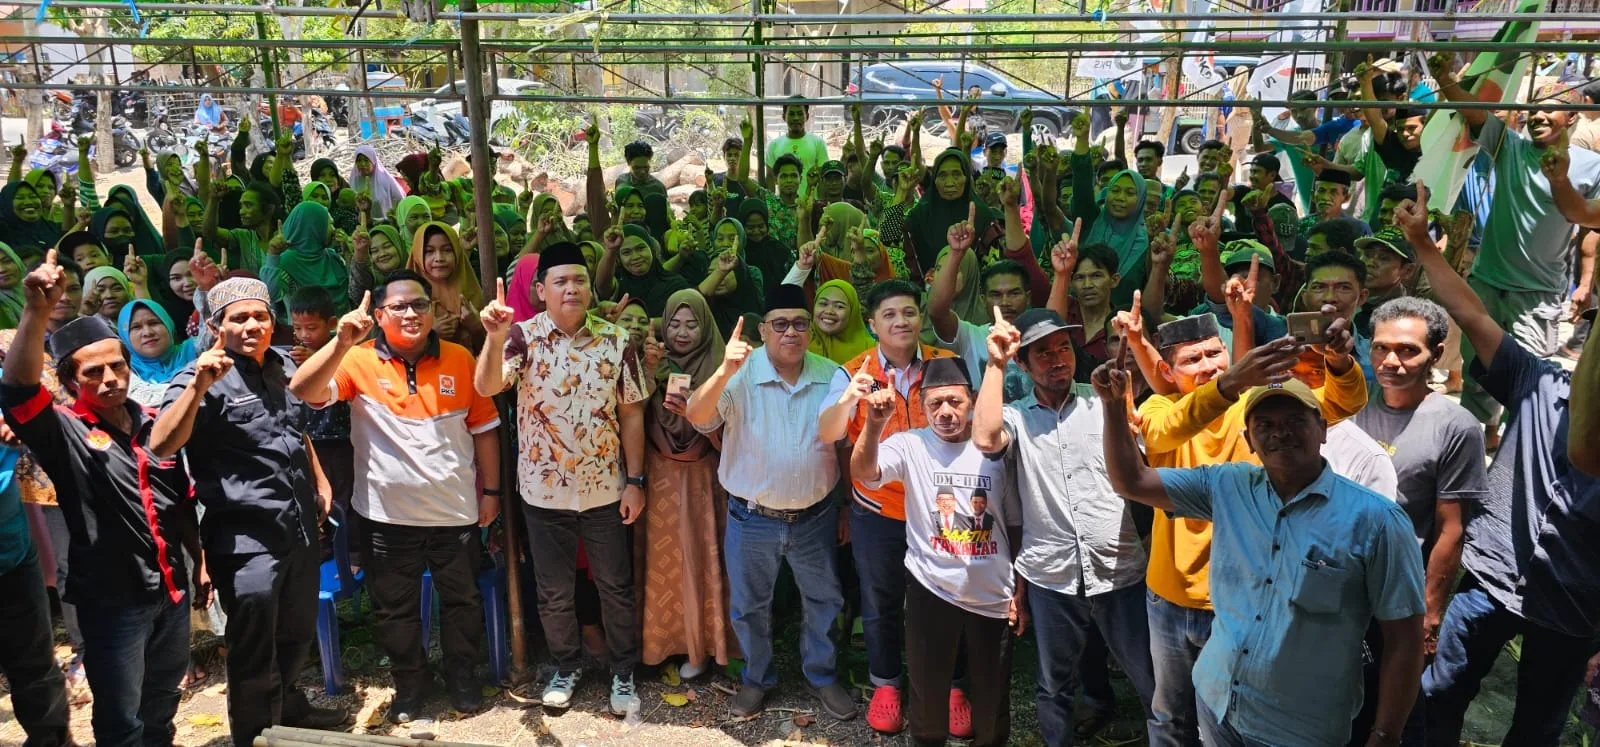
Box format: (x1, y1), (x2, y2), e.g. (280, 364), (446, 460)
(731, 496), (831, 523)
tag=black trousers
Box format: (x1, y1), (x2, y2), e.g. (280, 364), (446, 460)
(0, 551), (70, 747)
(904, 575), (1013, 747)
(523, 503), (638, 677)
(211, 544), (320, 747)
(362, 517), (484, 692)
(311, 440), (357, 562)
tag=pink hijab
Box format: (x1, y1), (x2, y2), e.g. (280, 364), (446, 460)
(508, 254), (543, 322)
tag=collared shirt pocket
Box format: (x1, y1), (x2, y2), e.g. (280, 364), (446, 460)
(1291, 557), (1349, 615)
(223, 394), (267, 425)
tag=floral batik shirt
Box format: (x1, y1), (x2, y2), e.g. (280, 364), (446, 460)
(500, 312), (649, 512)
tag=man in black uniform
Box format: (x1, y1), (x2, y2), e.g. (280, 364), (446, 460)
(152, 276), (347, 745)
(0, 249), (198, 747)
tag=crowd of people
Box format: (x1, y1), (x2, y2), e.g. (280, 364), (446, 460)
(0, 47), (1595, 747)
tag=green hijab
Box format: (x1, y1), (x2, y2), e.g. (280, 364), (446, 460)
(276, 201), (349, 316)
(366, 223), (408, 281)
(394, 196), (431, 239)
(808, 279), (874, 365)
(614, 223), (690, 317)
(0, 242), (25, 328)
(707, 217), (765, 338)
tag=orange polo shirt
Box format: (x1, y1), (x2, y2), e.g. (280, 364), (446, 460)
(842, 344), (957, 521)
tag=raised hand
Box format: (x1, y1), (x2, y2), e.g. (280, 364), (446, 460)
(335, 291), (375, 345)
(190, 241), (225, 293)
(947, 202), (978, 257)
(642, 329), (666, 378)
(1355, 54), (1376, 84)
(351, 229), (371, 261)
(601, 293), (632, 324)
(739, 116), (753, 143)
(999, 176), (1021, 209)
(1394, 179), (1431, 241)
(863, 387), (896, 425)
(1050, 218), (1082, 277)
(123, 253), (149, 287)
(268, 231), (288, 256)
(1319, 308), (1356, 361)
(1190, 187), (1229, 254)
(797, 240), (820, 271)
(10, 138), (25, 161)
(986, 307), (1022, 366)
(1071, 112), (1090, 141)
(481, 278), (515, 338)
(77, 135), (92, 153)
(355, 191), (373, 214)
(1218, 337), (1300, 397)
(22, 249), (66, 310)
(838, 359), (876, 407)
(1427, 52), (1455, 83)
(602, 225), (624, 254)
(1541, 130), (1572, 184)
(722, 316), (754, 374)
(1148, 229), (1175, 269)
(715, 250), (739, 273)
(191, 335), (236, 392)
(1224, 253), (1259, 318)
(1173, 167), (1191, 192)
(1114, 108), (1129, 128)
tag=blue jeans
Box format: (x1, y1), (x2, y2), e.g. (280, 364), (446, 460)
(724, 498), (842, 690)
(849, 503), (907, 687)
(1198, 696), (1273, 747)
(1147, 589), (1213, 746)
(1029, 581), (1161, 747)
(76, 596), (190, 747)
(1423, 579), (1592, 747)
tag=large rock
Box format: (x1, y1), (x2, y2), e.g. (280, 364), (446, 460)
(658, 154), (707, 191)
(667, 184), (699, 204)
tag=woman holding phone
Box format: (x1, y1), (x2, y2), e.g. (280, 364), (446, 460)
(637, 288), (739, 681)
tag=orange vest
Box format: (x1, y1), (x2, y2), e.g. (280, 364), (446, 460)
(843, 344), (957, 521)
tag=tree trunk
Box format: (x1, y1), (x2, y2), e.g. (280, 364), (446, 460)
(21, 18), (45, 144)
(1153, 0), (1184, 148)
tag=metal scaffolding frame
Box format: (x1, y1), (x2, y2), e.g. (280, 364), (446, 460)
(2, 0), (1589, 685)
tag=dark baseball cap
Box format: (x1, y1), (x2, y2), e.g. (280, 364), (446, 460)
(819, 160), (846, 177)
(1355, 227), (1417, 263)
(1249, 153), (1283, 179)
(985, 131), (1008, 149)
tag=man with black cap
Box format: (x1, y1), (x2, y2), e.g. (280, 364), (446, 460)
(1354, 57), (1424, 184)
(475, 240), (649, 717)
(1196, 240), (1287, 346)
(851, 354), (1021, 747)
(1134, 311), (1368, 743)
(1353, 227), (1418, 337)
(152, 276), (347, 745)
(971, 309), (1162, 746)
(1229, 153), (1295, 227)
(1, 249), (203, 747)
(682, 283), (854, 722)
(1097, 362), (1424, 747)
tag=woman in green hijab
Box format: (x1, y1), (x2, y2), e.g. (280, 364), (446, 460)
(903, 148), (1002, 276)
(1078, 168), (1149, 309)
(492, 203), (529, 256)
(348, 223), (409, 303)
(602, 223), (691, 317)
(701, 217), (766, 338)
(394, 195), (432, 242)
(0, 182), (64, 262)
(268, 201), (350, 319)
(0, 243), (27, 328)
(807, 278), (874, 365)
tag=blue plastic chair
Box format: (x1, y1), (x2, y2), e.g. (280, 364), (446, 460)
(315, 518), (365, 695)
(419, 563), (509, 684)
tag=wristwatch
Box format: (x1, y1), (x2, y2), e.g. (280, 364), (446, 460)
(625, 474), (647, 488)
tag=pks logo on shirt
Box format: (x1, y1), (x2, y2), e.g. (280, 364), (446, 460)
(83, 429), (113, 451)
(439, 375), (456, 396)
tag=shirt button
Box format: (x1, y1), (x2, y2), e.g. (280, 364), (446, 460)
(1255, 614), (1262, 621)
(1265, 578), (1273, 585)
(1272, 544), (1280, 552)
(1242, 648), (1250, 654)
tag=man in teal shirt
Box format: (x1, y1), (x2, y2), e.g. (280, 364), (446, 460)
(1097, 371), (1425, 747)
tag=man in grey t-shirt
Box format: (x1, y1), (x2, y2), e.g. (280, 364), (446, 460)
(851, 356), (1022, 747)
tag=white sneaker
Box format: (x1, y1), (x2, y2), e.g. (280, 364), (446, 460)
(678, 658), (708, 680)
(541, 670), (582, 708)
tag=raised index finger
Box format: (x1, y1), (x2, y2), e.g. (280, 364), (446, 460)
(967, 201), (976, 226)
(730, 314), (745, 343)
(358, 291), (371, 313)
(1247, 253), (1260, 291)
(1212, 187), (1230, 223)
(496, 278), (506, 305)
(1071, 217), (1082, 246)
(43, 249), (57, 266)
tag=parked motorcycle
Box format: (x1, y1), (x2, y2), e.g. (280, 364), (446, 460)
(63, 105), (142, 168)
(26, 121), (79, 187)
(394, 108), (471, 149)
(293, 109), (337, 160)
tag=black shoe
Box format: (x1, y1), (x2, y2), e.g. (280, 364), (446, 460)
(450, 681), (485, 714)
(809, 682), (858, 721)
(284, 704), (351, 730)
(389, 692), (423, 724)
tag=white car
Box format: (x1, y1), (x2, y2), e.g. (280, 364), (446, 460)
(414, 78), (543, 127)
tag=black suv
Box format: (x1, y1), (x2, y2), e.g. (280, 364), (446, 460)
(846, 62), (1078, 142)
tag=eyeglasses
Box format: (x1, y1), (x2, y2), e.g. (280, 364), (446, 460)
(766, 318), (811, 334)
(380, 300), (432, 315)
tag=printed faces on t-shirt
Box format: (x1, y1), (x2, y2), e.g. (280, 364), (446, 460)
(928, 471), (1001, 558)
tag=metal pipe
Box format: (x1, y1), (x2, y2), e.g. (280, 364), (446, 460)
(14, 1), (1600, 23)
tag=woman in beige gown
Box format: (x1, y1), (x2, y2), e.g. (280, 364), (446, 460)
(637, 288), (739, 679)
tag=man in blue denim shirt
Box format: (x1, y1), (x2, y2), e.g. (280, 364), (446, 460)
(1097, 360), (1425, 746)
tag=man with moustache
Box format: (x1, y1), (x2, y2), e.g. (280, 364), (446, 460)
(289, 269), (502, 721)
(851, 356), (1021, 747)
(971, 307), (1161, 746)
(682, 284), (853, 721)
(152, 276), (347, 745)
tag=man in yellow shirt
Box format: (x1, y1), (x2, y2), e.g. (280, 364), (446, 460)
(1135, 313), (1369, 743)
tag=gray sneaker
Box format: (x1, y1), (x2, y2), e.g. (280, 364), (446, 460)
(810, 682), (858, 721)
(541, 670), (581, 709)
(729, 683), (767, 718)
(609, 674), (640, 716)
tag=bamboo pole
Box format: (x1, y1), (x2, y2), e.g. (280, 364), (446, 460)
(260, 725), (500, 747)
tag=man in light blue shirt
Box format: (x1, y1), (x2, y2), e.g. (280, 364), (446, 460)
(1095, 365), (1426, 747)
